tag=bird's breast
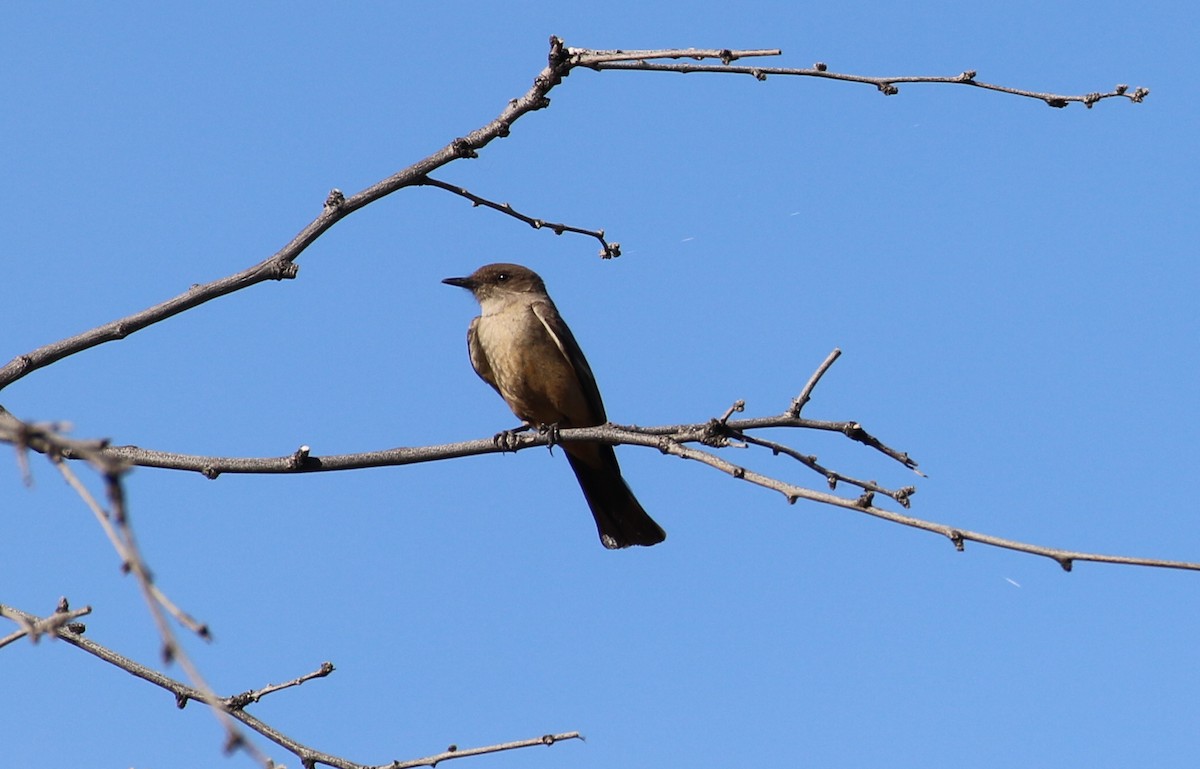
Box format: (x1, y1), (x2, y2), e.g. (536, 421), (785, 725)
(474, 307), (592, 427)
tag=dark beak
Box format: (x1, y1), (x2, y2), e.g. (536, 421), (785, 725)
(442, 276), (474, 289)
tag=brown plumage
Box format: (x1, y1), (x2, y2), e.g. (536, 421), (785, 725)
(443, 263), (666, 549)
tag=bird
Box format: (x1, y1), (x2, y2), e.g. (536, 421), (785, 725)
(443, 263), (666, 549)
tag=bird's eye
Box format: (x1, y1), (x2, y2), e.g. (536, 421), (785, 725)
(496, 272), (509, 282)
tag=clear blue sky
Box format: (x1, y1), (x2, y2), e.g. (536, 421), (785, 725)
(3, 3), (1198, 768)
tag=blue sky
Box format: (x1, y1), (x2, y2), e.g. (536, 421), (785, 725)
(3, 3), (1198, 768)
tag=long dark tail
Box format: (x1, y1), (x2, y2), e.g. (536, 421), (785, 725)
(565, 443), (666, 549)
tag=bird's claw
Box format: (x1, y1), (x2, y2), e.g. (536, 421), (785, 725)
(538, 422), (562, 455)
(493, 429), (522, 452)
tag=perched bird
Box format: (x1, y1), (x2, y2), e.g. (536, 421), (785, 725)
(443, 263), (666, 549)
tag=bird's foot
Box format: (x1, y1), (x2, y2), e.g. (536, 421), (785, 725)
(538, 422), (562, 455)
(493, 423), (532, 452)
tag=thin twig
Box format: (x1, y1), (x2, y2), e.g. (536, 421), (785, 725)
(58, 472), (265, 763)
(585, 59), (1148, 108)
(419, 176), (620, 258)
(0, 604), (582, 769)
(733, 430), (916, 507)
(567, 46), (783, 64)
(0, 601), (91, 649)
(390, 733), (584, 769)
(790, 348), (841, 416)
(226, 662), (336, 710)
(648, 435), (1200, 572)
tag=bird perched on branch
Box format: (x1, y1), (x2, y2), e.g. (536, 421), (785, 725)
(443, 263), (666, 549)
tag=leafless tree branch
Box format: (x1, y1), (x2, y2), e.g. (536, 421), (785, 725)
(0, 38), (1143, 394)
(577, 49), (1148, 107)
(225, 662), (336, 710)
(0, 34), (1166, 768)
(0, 604), (581, 769)
(5, 349), (1195, 574)
(0, 599), (91, 649)
(418, 176), (621, 258)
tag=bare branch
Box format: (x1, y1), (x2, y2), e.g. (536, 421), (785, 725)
(0, 604), (582, 769)
(0, 40), (1139, 393)
(567, 46), (783, 65)
(583, 55), (1149, 108)
(419, 176), (621, 258)
(389, 732), (585, 769)
(225, 662), (336, 710)
(1, 34), (1166, 767)
(0, 36), (575, 392)
(790, 348), (842, 416)
(645, 434), (1200, 573)
(7, 399), (1195, 574)
(0, 600), (91, 649)
(27, 412), (911, 478)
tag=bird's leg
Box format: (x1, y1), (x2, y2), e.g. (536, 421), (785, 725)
(537, 422), (562, 456)
(493, 423), (533, 452)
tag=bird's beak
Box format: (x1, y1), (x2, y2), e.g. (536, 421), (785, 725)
(442, 276), (474, 289)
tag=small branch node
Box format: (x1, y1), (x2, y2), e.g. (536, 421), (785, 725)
(451, 137), (479, 159)
(289, 445), (311, 470)
(948, 530), (966, 552)
(323, 188), (345, 212)
(548, 35), (568, 67)
(855, 491), (874, 508)
(842, 422), (866, 440)
(814, 62), (827, 71)
(699, 419), (732, 448)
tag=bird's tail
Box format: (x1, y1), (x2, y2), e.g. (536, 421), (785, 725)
(565, 444), (666, 549)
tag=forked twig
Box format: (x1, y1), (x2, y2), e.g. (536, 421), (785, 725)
(0, 604), (583, 769)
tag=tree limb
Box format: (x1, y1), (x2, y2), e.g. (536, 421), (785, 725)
(0, 604), (582, 769)
(0, 38), (1143, 393)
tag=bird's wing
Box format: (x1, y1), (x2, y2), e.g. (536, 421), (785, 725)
(531, 299), (608, 423)
(465, 316), (502, 396)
